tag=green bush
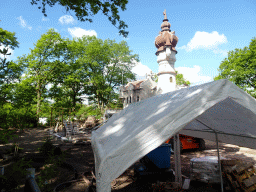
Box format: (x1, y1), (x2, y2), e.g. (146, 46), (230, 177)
(0, 103), (37, 144)
(0, 103), (37, 130)
(76, 104), (103, 120)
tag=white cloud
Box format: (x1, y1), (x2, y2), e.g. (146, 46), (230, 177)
(212, 48), (228, 57)
(17, 16), (32, 30)
(68, 27), (97, 38)
(59, 15), (75, 25)
(177, 31), (227, 54)
(176, 65), (212, 85)
(132, 62), (152, 77)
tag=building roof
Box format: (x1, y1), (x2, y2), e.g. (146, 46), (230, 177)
(123, 79), (146, 91)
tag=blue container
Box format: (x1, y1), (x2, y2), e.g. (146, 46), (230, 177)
(146, 143), (171, 169)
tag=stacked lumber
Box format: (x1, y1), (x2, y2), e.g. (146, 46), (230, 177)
(223, 161), (256, 192)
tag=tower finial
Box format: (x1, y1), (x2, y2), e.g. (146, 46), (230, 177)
(163, 9), (167, 20)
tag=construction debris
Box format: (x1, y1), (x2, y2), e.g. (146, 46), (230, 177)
(189, 156), (256, 192)
(223, 161), (256, 192)
(190, 156), (227, 183)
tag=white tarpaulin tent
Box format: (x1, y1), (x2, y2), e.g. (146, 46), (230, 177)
(91, 79), (256, 192)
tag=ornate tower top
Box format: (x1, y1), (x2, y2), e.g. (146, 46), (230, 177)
(155, 10), (178, 55)
(163, 9), (167, 20)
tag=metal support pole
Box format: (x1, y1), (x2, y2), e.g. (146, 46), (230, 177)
(196, 119), (224, 192)
(215, 132), (224, 192)
(174, 133), (182, 185)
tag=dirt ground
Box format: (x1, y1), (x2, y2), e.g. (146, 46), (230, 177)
(1, 127), (256, 192)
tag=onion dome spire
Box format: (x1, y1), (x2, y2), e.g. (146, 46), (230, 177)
(155, 10), (178, 55)
(161, 9), (171, 31)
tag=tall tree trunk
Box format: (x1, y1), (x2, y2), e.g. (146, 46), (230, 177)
(97, 97), (100, 109)
(101, 102), (104, 112)
(36, 84), (41, 128)
(72, 93), (76, 109)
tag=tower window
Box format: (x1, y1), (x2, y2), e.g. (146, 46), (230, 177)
(130, 96), (132, 103)
(137, 96), (139, 102)
(170, 77), (173, 82)
(127, 97), (128, 104)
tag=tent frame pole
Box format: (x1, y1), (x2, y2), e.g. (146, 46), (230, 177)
(215, 132), (224, 192)
(195, 119), (224, 192)
(174, 133), (182, 185)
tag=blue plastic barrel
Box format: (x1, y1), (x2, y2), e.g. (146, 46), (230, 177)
(146, 143), (171, 169)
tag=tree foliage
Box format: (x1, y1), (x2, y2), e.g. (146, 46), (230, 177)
(214, 37), (256, 98)
(176, 70), (190, 86)
(0, 28), (21, 104)
(0, 28), (32, 143)
(48, 37), (90, 110)
(81, 36), (138, 109)
(18, 28), (68, 123)
(1, 26), (138, 134)
(30, 0), (129, 37)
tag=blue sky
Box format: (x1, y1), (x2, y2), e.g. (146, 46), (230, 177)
(1, 0), (256, 86)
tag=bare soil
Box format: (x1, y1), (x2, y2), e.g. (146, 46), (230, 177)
(1, 127), (256, 192)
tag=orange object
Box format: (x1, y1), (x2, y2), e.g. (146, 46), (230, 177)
(179, 134), (199, 149)
(165, 134), (202, 151)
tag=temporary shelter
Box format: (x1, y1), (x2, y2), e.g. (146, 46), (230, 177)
(91, 79), (256, 192)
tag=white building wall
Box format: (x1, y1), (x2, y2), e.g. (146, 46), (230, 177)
(157, 48), (177, 94)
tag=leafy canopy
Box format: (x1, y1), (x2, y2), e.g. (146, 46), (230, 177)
(80, 35), (138, 109)
(30, 0), (129, 37)
(176, 70), (191, 86)
(214, 37), (256, 98)
(0, 28), (21, 103)
(18, 28), (68, 122)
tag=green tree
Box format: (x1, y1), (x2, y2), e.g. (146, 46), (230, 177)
(31, 0), (129, 37)
(0, 28), (21, 104)
(214, 37), (256, 98)
(81, 36), (138, 110)
(176, 70), (191, 86)
(0, 28), (27, 143)
(18, 28), (68, 124)
(48, 37), (90, 110)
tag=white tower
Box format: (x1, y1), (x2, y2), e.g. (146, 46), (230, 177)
(155, 10), (178, 94)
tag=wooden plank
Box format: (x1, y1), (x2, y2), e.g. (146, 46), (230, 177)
(232, 162), (255, 174)
(221, 159), (242, 166)
(247, 184), (256, 192)
(243, 175), (256, 188)
(235, 172), (249, 183)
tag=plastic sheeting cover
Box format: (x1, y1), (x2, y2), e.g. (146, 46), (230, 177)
(91, 79), (256, 192)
